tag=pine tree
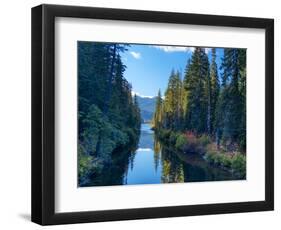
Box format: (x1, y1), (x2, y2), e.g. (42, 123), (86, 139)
(183, 48), (209, 134)
(133, 94), (142, 132)
(162, 70), (175, 129)
(238, 49), (246, 150)
(174, 71), (184, 130)
(153, 89), (163, 130)
(152, 47), (246, 152)
(217, 48), (245, 149)
(209, 48), (220, 135)
(78, 42), (141, 183)
(103, 44), (129, 115)
(162, 70), (183, 130)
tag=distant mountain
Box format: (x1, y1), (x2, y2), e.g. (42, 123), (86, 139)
(136, 95), (156, 123)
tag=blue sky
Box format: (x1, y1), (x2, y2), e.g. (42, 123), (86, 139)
(121, 44), (224, 97)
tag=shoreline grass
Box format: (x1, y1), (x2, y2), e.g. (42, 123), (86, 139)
(157, 129), (246, 179)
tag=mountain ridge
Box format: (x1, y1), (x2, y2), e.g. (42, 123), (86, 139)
(136, 95), (156, 123)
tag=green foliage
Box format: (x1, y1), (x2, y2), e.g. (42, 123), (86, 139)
(78, 42), (141, 186)
(205, 150), (246, 178)
(152, 89), (163, 130)
(81, 104), (133, 164)
(155, 47), (246, 152)
(216, 48), (246, 150)
(161, 70), (184, 131)
(78, 144), (102, 185)
(183, 48), (209, 133)
(158, 129), (172, 142)
(220, 155), (232, 168)
(169, 131), (178, 145)
(209, 48), (220, 134)
(176, 131), (205, 154)
(205, 151), (216, 164)
(175, 134), (188, 150)
(231, 154), (246, 178)
(198, 134), (211, 147)
(152, 47), (246, 178)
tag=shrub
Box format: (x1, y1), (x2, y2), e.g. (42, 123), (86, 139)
(184, 131), (197, 152)
(175, 134), (188, 150)
(159, 129), (171, 141)
(169, 132), (178, 145)
(205, 151), (216, 164)
(198, 134), (211, 147)
(78, 145), (101, 185)
(239, 135), (246, 152)
(78, 151), (93, 179)
(220, 154), (232, 168)
(232, 154), (246, 178)
(213, 153), (223, 165)
(205, 150), (232, 168)
(205, 150), (246, 178)
(122, 127), (135, 145)
(185, 131), (197, 143)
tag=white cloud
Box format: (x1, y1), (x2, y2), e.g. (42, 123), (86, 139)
(130, 51), (141, 59)
(152, 45), (212, 54)
(152, 45), (195, 53)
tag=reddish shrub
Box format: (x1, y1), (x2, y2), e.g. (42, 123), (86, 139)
(183, 131), (204, 154)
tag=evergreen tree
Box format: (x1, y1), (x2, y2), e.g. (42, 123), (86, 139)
(182, 59), (191, 129)
(174, 71), (184, 130)
(133, 94), (142, 133)
(152, 47), (246, 153)
(152, 89), (163, 130)
(238, 49), (246, 150)
(209, 48), (220, 135)
(78, 42), (141, 184)
(217, 48), (245, 150)
(162, 70), (183, 130)
(183, 48), (209, 134)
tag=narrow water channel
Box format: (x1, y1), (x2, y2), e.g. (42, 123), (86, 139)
(124, 123), (239, 185)
(85, 123), (240, 187)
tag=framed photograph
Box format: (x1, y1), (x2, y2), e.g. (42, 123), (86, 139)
(31, 4), (274, 225)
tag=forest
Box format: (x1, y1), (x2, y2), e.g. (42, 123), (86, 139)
(152, 47), (246, 178)
(78, 42), (141, 186)
(78, 43), (246, 187)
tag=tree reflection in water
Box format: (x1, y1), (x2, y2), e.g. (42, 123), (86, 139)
(85, 124), (240, 187)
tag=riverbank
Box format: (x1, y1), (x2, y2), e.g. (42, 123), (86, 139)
(78, 125), (140, 187)
(156, 129), (246, 179)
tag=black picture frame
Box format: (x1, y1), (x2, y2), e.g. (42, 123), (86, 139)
(31, 4), (274, 225)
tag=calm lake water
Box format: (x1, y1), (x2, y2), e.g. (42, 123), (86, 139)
(123, 124), (239, 185)
(85, 123), (240, 187)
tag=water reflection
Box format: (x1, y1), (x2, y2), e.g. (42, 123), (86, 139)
(86, 123), (240, 187)
(124, 124), (162, 184)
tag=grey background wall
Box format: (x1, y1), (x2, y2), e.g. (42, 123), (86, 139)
(0, 0), (279, 228)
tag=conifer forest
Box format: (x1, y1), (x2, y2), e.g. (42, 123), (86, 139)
(78, 42), (246, 187)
